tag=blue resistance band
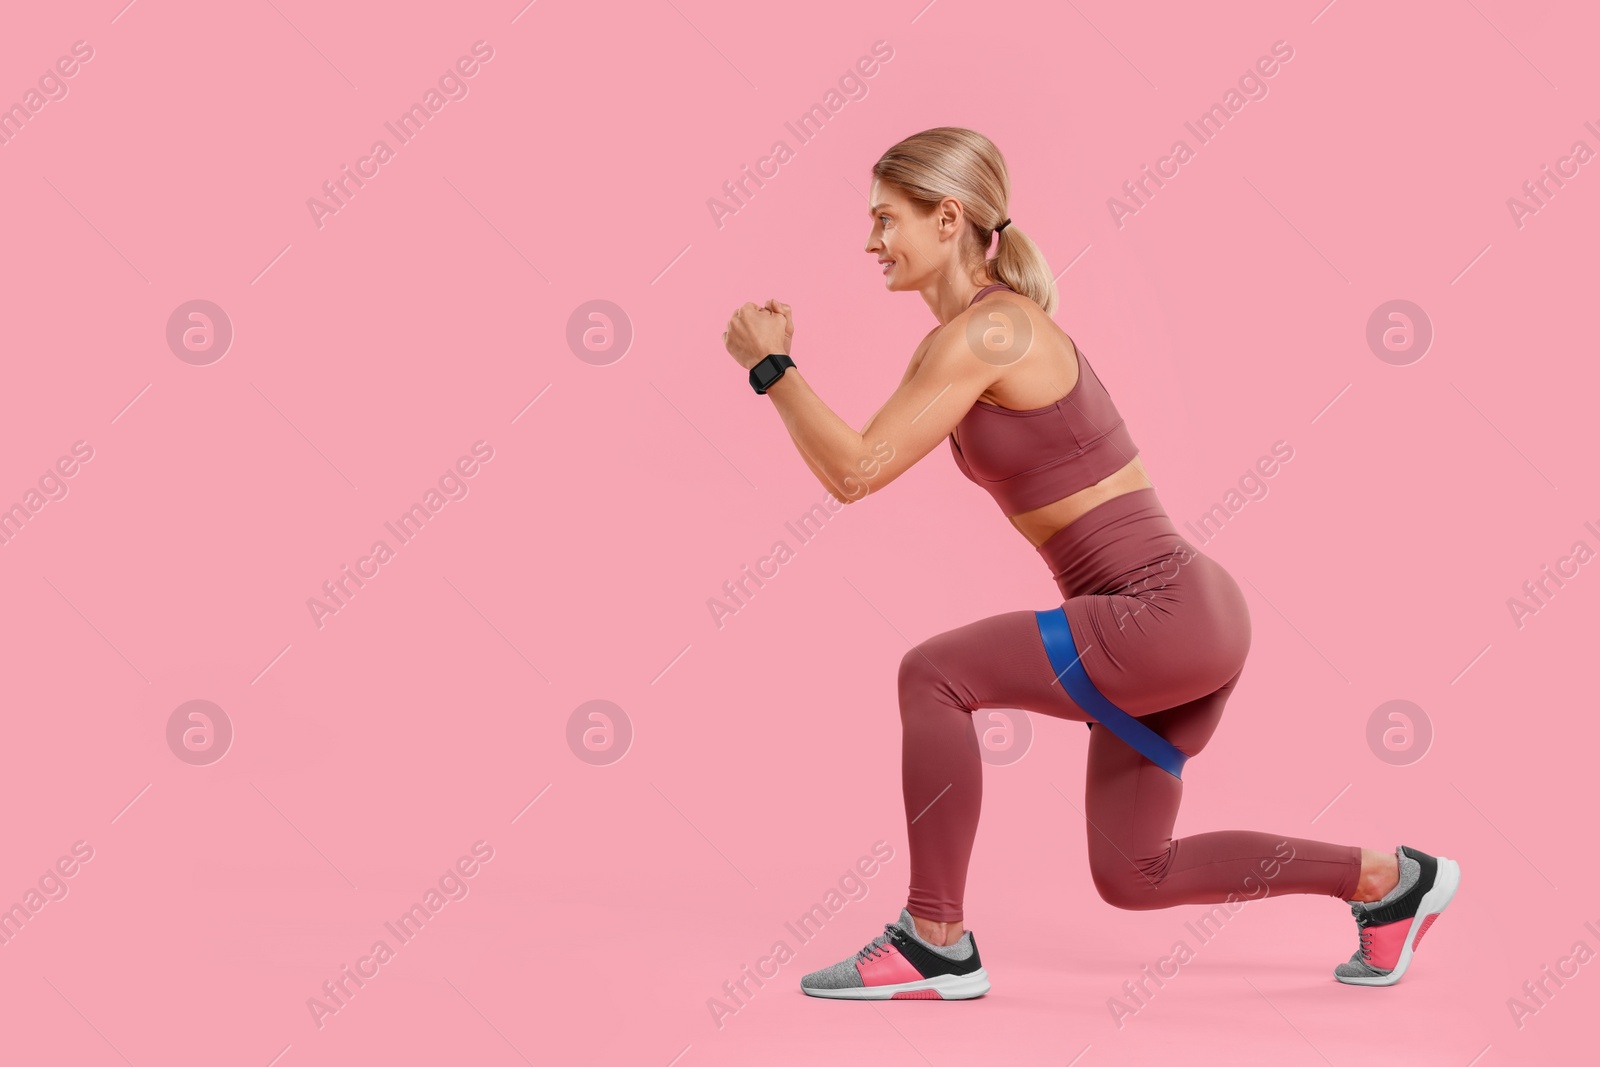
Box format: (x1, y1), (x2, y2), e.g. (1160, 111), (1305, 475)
(1033, 607), (1187, 779)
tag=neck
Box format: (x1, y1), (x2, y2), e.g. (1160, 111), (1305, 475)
(930, 279), (1004, 326)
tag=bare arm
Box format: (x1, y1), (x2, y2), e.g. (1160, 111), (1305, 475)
(764, 325), (995, 503)
(775, 327), (939, 501)
(788, 432), (852, 502)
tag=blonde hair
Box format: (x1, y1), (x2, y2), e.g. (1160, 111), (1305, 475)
(871, 127), (1058, 316)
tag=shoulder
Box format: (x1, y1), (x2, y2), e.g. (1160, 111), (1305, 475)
(925, 297), (1039, 380)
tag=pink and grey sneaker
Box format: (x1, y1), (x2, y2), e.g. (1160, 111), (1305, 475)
(800, 908), (990, 1000)
(1335, 844), (1461, 986)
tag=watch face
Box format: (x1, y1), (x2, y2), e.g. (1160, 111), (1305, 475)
(752, 355), (789, 392)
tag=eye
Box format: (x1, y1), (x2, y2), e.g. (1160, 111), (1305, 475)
(878, 215), (892, 226)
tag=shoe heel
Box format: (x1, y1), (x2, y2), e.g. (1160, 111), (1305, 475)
(1412, 913), (1441, 950)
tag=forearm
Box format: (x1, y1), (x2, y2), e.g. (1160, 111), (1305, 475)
(762, 369), (866, 494)
(788, 432), (852, 502)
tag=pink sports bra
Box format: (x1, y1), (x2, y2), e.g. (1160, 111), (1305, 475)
(949, 284), (1140, 515)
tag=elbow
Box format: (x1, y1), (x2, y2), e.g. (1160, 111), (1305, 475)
(829, 470), (874, 505)
(831, 443), (892, 504)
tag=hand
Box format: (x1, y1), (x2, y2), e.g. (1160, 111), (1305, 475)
(723, 299), (793, 370)
(763, 299), (794, 352)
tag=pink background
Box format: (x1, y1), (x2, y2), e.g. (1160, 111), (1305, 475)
(2, 1), (1595, 1064)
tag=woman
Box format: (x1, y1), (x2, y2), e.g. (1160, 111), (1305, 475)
(721, 127), (1459, 1001)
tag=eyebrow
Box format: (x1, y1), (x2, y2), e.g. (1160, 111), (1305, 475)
(868, 204), (893, 216)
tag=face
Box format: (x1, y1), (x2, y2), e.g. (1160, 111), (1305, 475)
(865, 179), (946, 292)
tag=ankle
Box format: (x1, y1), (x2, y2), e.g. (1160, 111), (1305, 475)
(911, 913), (964, 946)
(1352, 847), (1399, 903)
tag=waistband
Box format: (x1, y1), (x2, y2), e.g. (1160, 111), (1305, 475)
(1035, 487), (1193, 598)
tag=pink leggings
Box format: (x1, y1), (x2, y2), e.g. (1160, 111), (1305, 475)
(902, 488), (1362, 922)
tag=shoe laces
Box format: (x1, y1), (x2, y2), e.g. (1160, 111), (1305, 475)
(1350, 902), (1376, 962)
(854, 922), (905, 963)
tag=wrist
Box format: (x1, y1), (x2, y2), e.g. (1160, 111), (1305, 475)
(748, 352), (795, 394)
(763, 366), (799, 395)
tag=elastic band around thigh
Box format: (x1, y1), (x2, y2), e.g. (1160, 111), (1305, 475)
(1034, 606), (1188, 779)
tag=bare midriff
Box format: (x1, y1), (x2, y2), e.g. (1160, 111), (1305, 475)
(964, 305), (1154, 549)
(1000, 455), (1153, 548)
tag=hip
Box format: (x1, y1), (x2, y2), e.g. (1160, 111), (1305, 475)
(1043, 488), (1253, 701)
(1039, 488), (1248, 630)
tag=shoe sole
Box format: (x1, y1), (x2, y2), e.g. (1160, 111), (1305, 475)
(802, 967), (991, 1000)
(1336, 856), (1461, 987)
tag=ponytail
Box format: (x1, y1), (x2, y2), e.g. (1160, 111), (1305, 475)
(987, 219), (1057, 316)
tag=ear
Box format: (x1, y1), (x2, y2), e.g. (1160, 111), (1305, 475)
(936, 196), (963, 235)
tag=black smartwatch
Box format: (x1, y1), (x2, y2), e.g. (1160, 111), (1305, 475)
(749, 353), (795, 394)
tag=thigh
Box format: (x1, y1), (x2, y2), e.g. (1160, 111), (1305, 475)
(906, 610), (1095, 724)
(1084, 669), (1243, 865)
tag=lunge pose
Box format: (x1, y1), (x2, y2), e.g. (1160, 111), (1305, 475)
(720, 127), (1459, 1001)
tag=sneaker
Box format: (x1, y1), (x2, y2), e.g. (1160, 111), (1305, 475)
(1335, 844), (1461, 986)
(799, 908), (990, 1000)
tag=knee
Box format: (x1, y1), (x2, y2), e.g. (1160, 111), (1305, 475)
(898, 644), (936, 700)
(898, 643), (961, 713)
(1089, 855), (1166, 911)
